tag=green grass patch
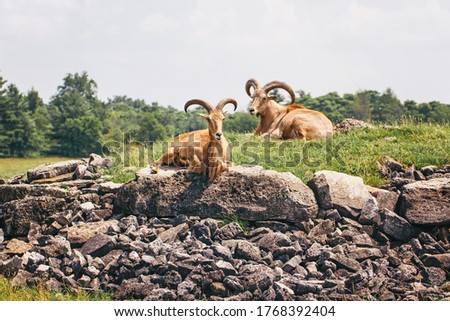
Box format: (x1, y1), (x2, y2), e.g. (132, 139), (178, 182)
(106, 122), (450, 186)
(0, 276), (110, 301)
(0, 157), (73, 180)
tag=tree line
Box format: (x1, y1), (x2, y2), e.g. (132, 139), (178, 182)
(0, 72), (449, 157)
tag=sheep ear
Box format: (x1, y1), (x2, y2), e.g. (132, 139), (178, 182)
(199, 113), (209, 119)
(268, 96), (276, 100)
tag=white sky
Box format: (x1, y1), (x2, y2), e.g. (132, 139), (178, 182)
(1, 0), (450, 111)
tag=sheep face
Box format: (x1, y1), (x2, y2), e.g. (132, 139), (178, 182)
(201, 110), (225, 141)
(248, 88), (274, 117)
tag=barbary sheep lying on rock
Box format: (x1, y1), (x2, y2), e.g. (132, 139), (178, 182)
(246, 78), (333, 140)
(152, 98), (237, 182)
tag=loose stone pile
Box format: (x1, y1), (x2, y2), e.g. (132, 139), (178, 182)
(0, 159), (449, 301)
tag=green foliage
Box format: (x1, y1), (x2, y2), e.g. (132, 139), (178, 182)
(0, 276), (110, 301)
(48, 71), (104, 156)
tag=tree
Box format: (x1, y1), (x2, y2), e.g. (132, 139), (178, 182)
(48, 72), (104, 156)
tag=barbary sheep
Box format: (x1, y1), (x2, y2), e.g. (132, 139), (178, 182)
(245, 78), (333, 140)
(152, 98), (237, 181)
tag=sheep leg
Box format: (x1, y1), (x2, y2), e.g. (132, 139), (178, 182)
(188, 154), (202, 174)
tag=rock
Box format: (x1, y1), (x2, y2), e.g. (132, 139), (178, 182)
(240, 264), (275, 292)
(115, 165), (318, 222)
(65, 221), (115, 245)
(320, 252), (361, 272)
(212, 260), (237, 275)
(282, 255), (302, 272)
(0, 228), (3, 243)
(378, 209), (417, 242)
(234, 240), (261, 261)
(421, 267), (446, 286)
(352, 233), (376, 247)
(5, 238), (32, 254)
(209, 282), (227, 296)
(257, 232), (292, 252)
(215, 222), (244, 240)
(6, 174), (26, 185)
(421, 165), (438, 176)
(273, 282), (295, 300)
(88, 153), (113, 169)
(27, 160), (84, 183)
(334, 119), (373, 132)
(0, 255), (22, 276)
(1, 196), (69, 237)
(80, 202), (96, 214)
(157, 223), (188, 243)
(98, 182), (123, 194)
(423, 254), (450, 270)
(365, 185), (399, 211)
(308, 219), (335, 243)
(293, 280), (323, 295)
(400, 178), (450, 225)
(81, 234), (116, 257)
(308, 170), (372, 218)
(358, 197), (381, 225)
(348, 248), (383, 261)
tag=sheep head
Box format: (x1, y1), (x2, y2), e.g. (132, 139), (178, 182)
(245, 78), (296, 116)
(184, 98), (237, 141)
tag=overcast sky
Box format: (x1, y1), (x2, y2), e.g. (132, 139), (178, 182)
(1, 0), (450, 111)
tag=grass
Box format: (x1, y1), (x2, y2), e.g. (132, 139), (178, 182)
(0, 157), (72, 180)
(0, 276), (110, 301)
(106, 121), (450, 187)
(1, 122), (449, 187)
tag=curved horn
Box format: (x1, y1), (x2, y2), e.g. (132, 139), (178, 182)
(215, 98), (237, 112)
(245, 78), (260, 97)
(184, 99), (213, 113)
(262, 80), (296, 104)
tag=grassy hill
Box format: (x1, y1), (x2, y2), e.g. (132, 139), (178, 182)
(1, 122), (449, 187)
(106, 121), (450, 187)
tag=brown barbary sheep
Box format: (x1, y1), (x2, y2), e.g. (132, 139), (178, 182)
(246, 78), (333, 140)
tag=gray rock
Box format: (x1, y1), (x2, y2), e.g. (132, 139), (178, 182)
(65, 221), (116, 245)
(234, 240), (261, 261)
(257, 232), (292, 252)
(352, 233), (376, 247)
(282, 255), (302, 272)
(2, 196), (69, 236)
(423, 254), (450, 270)
(358, 197), (381, 225)
(421, 267), (446, 286)
(0, 228), (3, 243)
(400, 178), (450, 225)
(215, 222), (244, 240)
(240, 264), (275, 292)
(81, 234), (116, 257)
(213, 260), (237, 275)
(365, 185), (399, 212)
(378, 209), (417, 242)
(27, 160), (84, 182)
(157, 223), (188, 243)
(87, 153), (113, 169)
(98, 182), (123, 194)
(320, 251), (361, 272)
(80, 202), (96, 214)
(115, 166), (318, 222)
(0, 255), (22, 276)
(308, 170), (372, 218)
(273, 282), (295, 300)
(348, 248), (383, 261)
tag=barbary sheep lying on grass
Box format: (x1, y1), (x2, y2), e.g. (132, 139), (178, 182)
(246, 78), (333, 140)
(152, 98), (237, 182)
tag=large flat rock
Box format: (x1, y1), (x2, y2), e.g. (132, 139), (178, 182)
(114, 165), (318, 222)
(400, 178), (450, 226)
(27, 160), (84, 183)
